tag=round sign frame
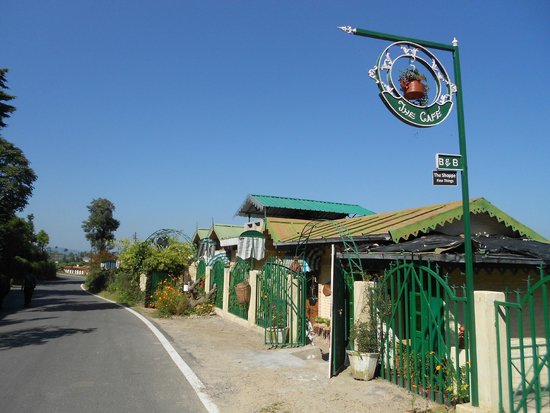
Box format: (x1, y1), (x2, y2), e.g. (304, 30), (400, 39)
(369, 41), (457, 128)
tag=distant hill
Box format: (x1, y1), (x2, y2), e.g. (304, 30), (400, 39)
(47, 246), (84, 255)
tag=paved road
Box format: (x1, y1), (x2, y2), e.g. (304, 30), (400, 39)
(0, 276), (207, 413)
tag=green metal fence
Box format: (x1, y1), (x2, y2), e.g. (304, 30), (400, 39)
(228, 259), (250, 320)
(377, 260), (471, 406)
(256, 257), (306, 347)
(211, 259), (225, 309)
(495, 266), (549, 413)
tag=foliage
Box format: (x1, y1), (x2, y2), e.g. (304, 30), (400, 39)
(0, 68), (16, 129)
(108, 271), (143, 306)
(118, 237), (195, 276)
(84, 268), (114, 293)
(0, 214), (55, 279)
(398, 67), (429, 106)
(399, 349), (470, 405)
(35, 229), (49, 253)
(350, 287), (379, 353)
(13, 256), (56, 280)
(82, 198), (120, 252)
(313, 316), (330, 326)
(0, 137), (37, 218)
(152, 279), (189, 317)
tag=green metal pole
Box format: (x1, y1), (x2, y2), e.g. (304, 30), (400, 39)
(341, 26), (479, 407)
(452, 40), (479, 406)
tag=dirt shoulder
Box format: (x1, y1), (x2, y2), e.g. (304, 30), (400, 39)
(143, 311), (446, 413)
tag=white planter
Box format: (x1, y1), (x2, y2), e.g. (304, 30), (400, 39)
(346, 350), (379, 381)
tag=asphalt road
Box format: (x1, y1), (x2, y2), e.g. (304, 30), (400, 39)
(0, 276), (207, 413)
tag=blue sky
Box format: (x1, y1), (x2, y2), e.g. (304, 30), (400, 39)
(3, 1), (549, 251)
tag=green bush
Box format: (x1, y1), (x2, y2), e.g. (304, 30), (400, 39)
(12, 256), (57, 280)
(152, 281), (189, 318)
(84, 268), (113, 293)
(110, 272), (143, 306)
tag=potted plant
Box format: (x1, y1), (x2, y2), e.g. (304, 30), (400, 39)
(270, 307), (288, 344)
(398, 68), (429, 106)
(346, 289), (380, 380)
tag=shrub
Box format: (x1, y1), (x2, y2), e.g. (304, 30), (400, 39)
(84, 268), (113, 293)
(152, 280), (189, 318)
(110, 272), (143, 306)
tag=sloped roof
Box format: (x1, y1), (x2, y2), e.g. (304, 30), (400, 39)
(192, 228), (210, 243)
(269, 198), (548, 245)
(236, 194), (374, 220)
(265, 217), (311, 243)
(208, 224), (244, 241)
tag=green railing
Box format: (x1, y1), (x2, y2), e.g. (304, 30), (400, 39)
(256, 257), (306, 347)
(211, 259), (225, 309)
(495, 266), (549, 413)
(228, 259), (250, 320)
(377, 260), (470, 406)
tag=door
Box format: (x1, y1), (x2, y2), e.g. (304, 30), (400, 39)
(330, 245), (347, 377)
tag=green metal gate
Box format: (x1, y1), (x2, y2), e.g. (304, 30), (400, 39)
(256, 257), (306, 347)
(211, 259), (225, 309)
(495, 267), (549, 413)
(150, 271), (170, 294)
(229, 259), (250, 319)
(377, 260), (471, 405)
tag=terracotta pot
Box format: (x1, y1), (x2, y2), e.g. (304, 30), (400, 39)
(290, 257), (300, 272)
(322, 283), (331, 296)
(404, 80), (425, 100)
(235, 281), (251, 304)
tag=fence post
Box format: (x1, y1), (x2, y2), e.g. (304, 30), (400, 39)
(247, 270), (258, 327)
(457, 290), (508, 412)
(204, 266), (211, 293)
(223, 267), (230, 313)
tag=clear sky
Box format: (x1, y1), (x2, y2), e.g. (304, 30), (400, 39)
(3, 1), (549, 251)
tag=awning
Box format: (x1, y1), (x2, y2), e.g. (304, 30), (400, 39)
(237, 230), (266, 260)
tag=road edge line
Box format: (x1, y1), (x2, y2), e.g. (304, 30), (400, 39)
(80, 284), (219, 413)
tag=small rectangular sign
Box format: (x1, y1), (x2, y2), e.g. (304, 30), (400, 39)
(433, 170), (458, 186)
(435, 153), (463, 171)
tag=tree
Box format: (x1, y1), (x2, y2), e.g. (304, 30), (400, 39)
(0, 68), (16, 129)
(0, 138), (37, 218)
(36, 229), (49, 253)
(82, 198), (120, 252)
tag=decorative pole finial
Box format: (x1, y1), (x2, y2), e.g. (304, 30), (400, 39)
(452, 37), (459, 47)
(338, 26), (356, 35)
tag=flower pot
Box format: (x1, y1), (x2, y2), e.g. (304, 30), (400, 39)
(270, 327), (288, 344)
(346, 350), (379, 381)
(322, 283), (331, 296)
(235, 281), (251, 304)
(404, 80), (425, 100)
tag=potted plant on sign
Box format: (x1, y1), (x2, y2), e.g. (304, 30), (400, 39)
(346, 288), (380, 380)
(398, 67), (429, 106)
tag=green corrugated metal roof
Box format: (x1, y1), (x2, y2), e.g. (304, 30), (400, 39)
(236, 194), (374, 220)
(208, 224), (244, 240)
(192, 228), (210, 243)
(270, 198), (548, 244)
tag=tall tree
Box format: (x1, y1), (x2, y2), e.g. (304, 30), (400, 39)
(0, 68), (16, 129)
(0, 137), (37, 218)
(0, 69), (36, 218)
(36, 229), (50, 254)
(82, 198), (120, 252)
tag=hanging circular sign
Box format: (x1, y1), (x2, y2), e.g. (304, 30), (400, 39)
(369, 41), (457, 128)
